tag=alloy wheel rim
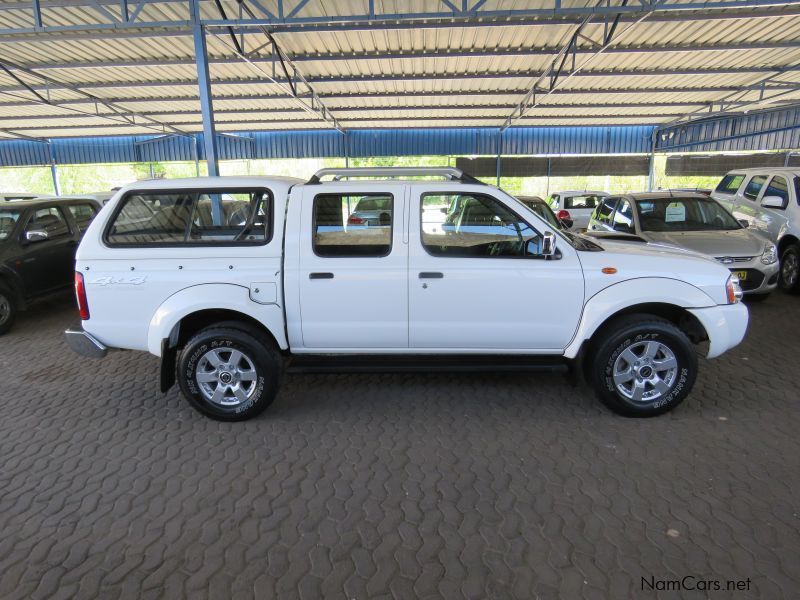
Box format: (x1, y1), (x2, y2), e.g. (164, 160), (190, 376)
(195, 348), (258, 406)
(612, 340), (678, 403)
(782, 253), (799, 286)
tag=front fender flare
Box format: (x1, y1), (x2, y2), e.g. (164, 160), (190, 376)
(147, 283), (287, 357)
(563, 278), (716, 359)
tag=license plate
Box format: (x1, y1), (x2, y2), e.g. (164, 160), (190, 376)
(733, 270), (748, 281)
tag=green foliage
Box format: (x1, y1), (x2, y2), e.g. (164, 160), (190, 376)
(0, 154), (727, 198)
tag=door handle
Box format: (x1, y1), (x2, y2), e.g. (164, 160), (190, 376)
(309, 272), (334, 280)
(419, 272), (443, 279)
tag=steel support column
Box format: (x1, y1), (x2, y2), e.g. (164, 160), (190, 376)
(648, 130), (657, 191)
(47, 140), (59, 195)
(192, 0), (219, 179)
(495, 129), (503, 186)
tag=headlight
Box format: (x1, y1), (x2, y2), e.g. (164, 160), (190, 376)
(761, 243), (778, 265)
(726, 274), (743, 304)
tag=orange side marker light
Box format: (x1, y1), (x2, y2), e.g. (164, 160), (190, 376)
(601, 267), (617, 275)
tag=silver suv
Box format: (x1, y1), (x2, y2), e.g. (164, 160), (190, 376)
(711, 168), (800, 292)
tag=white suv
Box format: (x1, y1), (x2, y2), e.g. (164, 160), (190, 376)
(711, 167), (800, 292)
(65, 168), (748, 421)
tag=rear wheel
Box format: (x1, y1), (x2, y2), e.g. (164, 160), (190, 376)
(779, 243), (800, 293)
(0, 285), (17, 336)
(177, 326), (281, 421)
(590, 316), (697, 417)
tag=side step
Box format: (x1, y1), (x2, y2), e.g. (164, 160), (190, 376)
(286, 354), (568, 374)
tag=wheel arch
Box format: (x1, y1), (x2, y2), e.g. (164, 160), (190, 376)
(778, 234), (799, 256)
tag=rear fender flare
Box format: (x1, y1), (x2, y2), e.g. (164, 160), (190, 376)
(147, 283), (287, 357)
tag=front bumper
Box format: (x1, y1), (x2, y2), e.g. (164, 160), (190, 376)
(687, 303), (749, 359)
(64, 329), (108, 359)
(726, 261), (779, 295)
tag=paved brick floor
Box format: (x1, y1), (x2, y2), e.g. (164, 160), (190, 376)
(0, 291), (799, 599)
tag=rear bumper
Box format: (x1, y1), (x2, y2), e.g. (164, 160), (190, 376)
(688, 303), (749, 359)
(64, 328), (108, 359)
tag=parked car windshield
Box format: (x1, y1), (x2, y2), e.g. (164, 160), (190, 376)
(0, 209), (21, 240)
(635, 197), (741, 232)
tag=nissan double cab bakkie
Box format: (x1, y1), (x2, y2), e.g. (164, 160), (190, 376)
(65, 168), (749, 421)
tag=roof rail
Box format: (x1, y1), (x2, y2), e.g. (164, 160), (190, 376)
(306, 167), (485, 185)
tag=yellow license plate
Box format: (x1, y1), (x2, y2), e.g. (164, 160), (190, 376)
(733, 270), (748, 281)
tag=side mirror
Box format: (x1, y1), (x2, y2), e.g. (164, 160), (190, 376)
(541, 231), (556, 257)
(761, 195), (785, 209)
(738, 219), (750, 228)
(25, 229), (48, 243)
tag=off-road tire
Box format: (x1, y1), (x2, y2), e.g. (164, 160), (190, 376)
(589, 315), (697, 417)
(177, 326), (281, 421)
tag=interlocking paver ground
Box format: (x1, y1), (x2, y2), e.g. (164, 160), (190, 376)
(1, 291), (799, 599)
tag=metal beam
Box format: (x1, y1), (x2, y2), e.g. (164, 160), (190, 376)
(19, 39), (800, 72)
(0, 57), (192, 136)
(0, 101), (736, 122)
(2, 84), (796, 110)
(192, 0), (219, 177)
(659, 63), (800, 127)
(1, 0), (799, 35)
(502, 0), (664, 130)
(207, 2), (342, 132)
(4, 114), (678, 131)
(2, 65), (798, 94)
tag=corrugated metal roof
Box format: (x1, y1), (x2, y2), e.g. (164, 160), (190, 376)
(0, 1), (798, 138)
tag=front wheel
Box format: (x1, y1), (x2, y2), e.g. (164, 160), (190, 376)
(0, 286), (17, 336)
(779, 243), (800, 293)
(589, 316), (697, 417)
(177, 326), (282, 421)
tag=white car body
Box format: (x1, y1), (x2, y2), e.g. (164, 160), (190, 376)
(547, 190), (609, 230)
(65, 169), (748, 419)
(711, 168), (800, 287)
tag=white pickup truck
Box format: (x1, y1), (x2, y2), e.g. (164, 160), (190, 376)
(65, 168), (748, 421)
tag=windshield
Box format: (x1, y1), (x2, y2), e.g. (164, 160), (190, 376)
(635, 197), (741, 232)
(0, 209), (21, 240)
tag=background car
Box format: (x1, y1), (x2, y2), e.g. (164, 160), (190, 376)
(546, 190), (608, 230)
(346, 195), (393, 226)
(0, 197), (100, 334)
(516, 195), (573, 229)
(711, 167), (800, 293)
(587, 192), (779, 300)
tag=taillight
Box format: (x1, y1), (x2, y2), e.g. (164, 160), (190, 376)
(556, 209), (571, 221)
(347, 215), (365, 225)
(75, 271), (90, 320)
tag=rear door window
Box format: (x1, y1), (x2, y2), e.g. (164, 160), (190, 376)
(67, 203), (98, 234)
(743, 175), (768, 200)
(715, 174), (745, 194)
(105, 189), (272, 246)
(312, 193), (393, 257)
